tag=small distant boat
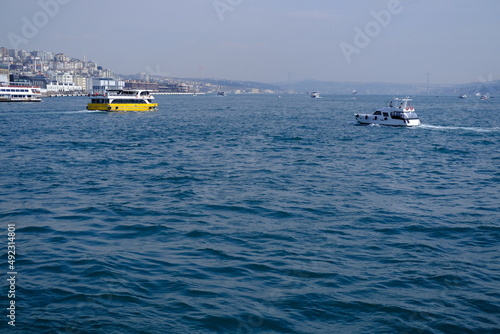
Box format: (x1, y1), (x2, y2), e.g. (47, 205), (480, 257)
(458, 94), (467, 99)
(352, 90), (357, 95)
(86, 89), (158, 111)
(480, 95), (489, 100)
(310, 91), (320, 98)
(217, 91), (227, 96)
(355, 97), (421, 127)
(0, 82), (42, 102)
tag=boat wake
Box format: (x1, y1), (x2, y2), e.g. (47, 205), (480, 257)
(82, 109), (105, 113)
(55, 110), (105, 114)
(420, 124), (500, 133)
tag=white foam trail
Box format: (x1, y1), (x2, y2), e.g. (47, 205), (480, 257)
(80, 110), (105, 113)
(42, 110), (105, 114)
(420, 124), (499, 133)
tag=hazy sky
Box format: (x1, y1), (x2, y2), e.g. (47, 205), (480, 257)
(1, 0), (499, 84)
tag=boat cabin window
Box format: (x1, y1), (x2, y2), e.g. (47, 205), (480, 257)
(383, 112), (389, 117)
(406, 111), (418, 119)
(111, 99), (147, 104)
(91, 98), (109, 104)
(391, 111), (405, 119)
(390, 111), (418, 119)
(114, 90), (135, 96)
(373, 110), (382, 115)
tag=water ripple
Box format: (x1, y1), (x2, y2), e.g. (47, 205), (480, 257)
(1, 95), (498, 333)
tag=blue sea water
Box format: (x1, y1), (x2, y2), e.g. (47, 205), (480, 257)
(0, 94), (499, 333)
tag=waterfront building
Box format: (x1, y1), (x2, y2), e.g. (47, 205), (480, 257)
(92, 77), (124, 94)
(30, 75), (50, 89)
(55, 53), (69, 62)
(56, 72), (74, 85)
(73, 76), (89, 93)
(46, 81), (81, 93)
(124, 80), (159, 91)
(0, 63), (8, 83)
(33, 50), (53, 62)
(159, 82), (190, 93)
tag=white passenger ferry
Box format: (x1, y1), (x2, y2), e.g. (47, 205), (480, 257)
(86, 89), (158, 112)
(355, 98), (421, 127)
(0, 83), (42, 102)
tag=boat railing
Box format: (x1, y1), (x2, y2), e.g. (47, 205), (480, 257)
(0, 81), (40, 88)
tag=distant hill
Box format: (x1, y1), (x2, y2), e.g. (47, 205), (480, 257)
(120, 70), (500, 96)
(282, 80), (432, 95)
(182, 77), (282, 91)
(119, 73), (282, 92)
(276, 79), (500, 96)
(432, 80), (500, 96)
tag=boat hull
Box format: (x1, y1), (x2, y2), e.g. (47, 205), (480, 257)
(355, 114), (421, 127)
(0, 98), (41, 102)
(86, 103), (158, 112)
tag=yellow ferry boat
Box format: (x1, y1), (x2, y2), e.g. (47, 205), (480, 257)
(86, 89), (158, 111)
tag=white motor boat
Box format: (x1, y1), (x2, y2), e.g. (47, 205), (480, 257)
(355, 97), (421, 127)
(310, 92), (320, 98)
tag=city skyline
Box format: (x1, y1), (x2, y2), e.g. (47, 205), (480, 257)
(1, 0), (499, 85)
